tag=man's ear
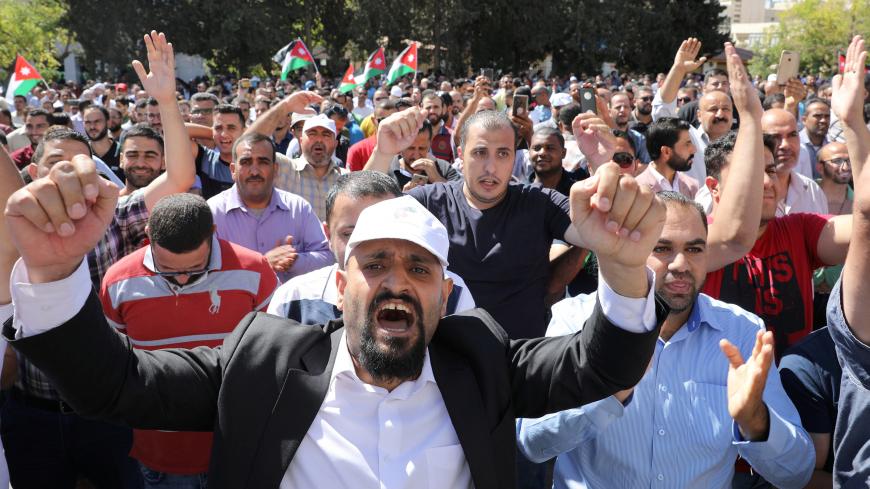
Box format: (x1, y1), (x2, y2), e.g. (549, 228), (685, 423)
(660, 146), (672, 161)
(440, 275), (454, 317)
(706, 175), (720, 200)
(322, 221), (331, 241)
(335, 268), (346, 311)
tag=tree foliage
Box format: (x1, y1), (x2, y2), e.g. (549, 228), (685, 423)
(0, 0), (68, 79)
(749, 0), (870, 77)
(56, 0), (728, 81)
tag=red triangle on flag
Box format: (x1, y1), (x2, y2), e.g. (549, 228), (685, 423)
(400, 44), (418, 70)
(292, 42), (314, 62)
(14, 55), (41, 81)
(342, 64), (356, 84)
(371, 47), (386, 68)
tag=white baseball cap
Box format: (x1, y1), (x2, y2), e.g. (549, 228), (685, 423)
(290, 112), (314, 127)
(390, 85), (403, 98)
(302, 113), (336, 135)
(344, 196), (449, 270)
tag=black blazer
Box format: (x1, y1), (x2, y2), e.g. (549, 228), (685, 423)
(6, 291), (663, 489)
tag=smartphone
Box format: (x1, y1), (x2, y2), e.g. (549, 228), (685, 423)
(240, 78), (252, 89)
(776, 51), (799, 85)
(512, 94), (529, 117)
(579, 88), (597, 114)
(411, 173), (429, 186)
(480, 68), (495, 82)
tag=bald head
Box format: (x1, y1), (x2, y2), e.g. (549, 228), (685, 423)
(817, 141), (851, 184)
(762, 108), (797, 131)
(698, 91), (732, 139)
(818, 141), (847, 162)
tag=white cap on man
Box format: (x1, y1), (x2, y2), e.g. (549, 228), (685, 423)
(302, 113), (336, 135)
(344, 196), (449, 272)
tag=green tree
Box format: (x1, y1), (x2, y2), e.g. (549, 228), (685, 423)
(749, 0), (870, 77)
(0, 0), (68, 80)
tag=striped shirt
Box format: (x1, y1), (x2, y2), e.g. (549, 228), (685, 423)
(99, 236), (278, 474)
(517, 293), (814, 489)
(274, 156), (348, 221)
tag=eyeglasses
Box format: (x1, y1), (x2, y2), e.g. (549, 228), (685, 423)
(612, 152), (636, 168)
(677, 97), (692, 103)
(151, 244), (212, 283)
(821, 157), (851, 168)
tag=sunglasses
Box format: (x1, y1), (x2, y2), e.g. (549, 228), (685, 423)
(677, 97), (692, 103)
(151, 244), (212, 283)
(612, 152), (636, 168)
(638, 96), (654, 102)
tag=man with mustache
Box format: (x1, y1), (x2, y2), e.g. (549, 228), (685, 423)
(208, 131), (332, 282)
(634, 117), (699, 199)
(2, 146), (667, 489)
(762, 108), (828, 215)
(799, 99), (832, 175)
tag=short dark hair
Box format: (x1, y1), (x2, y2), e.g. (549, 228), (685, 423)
(191, 92), (220, 105)
(26, 108), (51, 121)
(33, 127), (92, 164)
(704, 68), (728, 80)
(48, 112), (71, 127)
(704, 130), (738, 180)
(657, 191), (708, 234)
(531, 126), (565, 148)
(148, 193), (214, 253)
(121, 124), (164, 153)
(231, 131), (275, 163)
(611, 128), (637, 153)
(558, 102), (582, 128)
(376, 99), (398, 112)
(762, 93), (786, 111)
(145, 97), (159, 107)
(805, 98), (831, 111)
(459, 110), (516, 150)
(215, 104), (245, 126)
(762, 133), (777, 156)
(77, 99), (93, 113)
(135, 99), (148, 110)
(84, 104), (109, 121)
(419, 120), (434, 138)
(325, 171), (401, 224)
(646, 117), (691, 160)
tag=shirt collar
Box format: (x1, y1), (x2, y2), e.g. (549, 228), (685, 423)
(224, 184), (287, 213)
(332, 330), (437, 395)
(292, 155), (341, 174)
(143, 234), (223, 275)
(683, 294), (724, 334)
(646, 165), (672, 187)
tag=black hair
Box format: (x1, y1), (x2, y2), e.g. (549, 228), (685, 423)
(191, 92), (220, 105)
(84, 104), (109, 121)
(657, 191), (708, 234)
(611, 128), (637, 153)
(704, 130), (738, 180)
(557, 102), (582, 128)
(148, 193), (214, 253)
(121, 123), (165, 153)
(762, 93), (786, 111)
(532, 126), (565, 148)
(419, 120), (434, 138)
(215, 104), (246, 126)
(458, 110), (517, 150)
(33, 127), (92, 164)
(26, 108), (51, 121)
(231, 131), (275, 163)
(325, 171), (402, 224)
(646, 117), (691, 160)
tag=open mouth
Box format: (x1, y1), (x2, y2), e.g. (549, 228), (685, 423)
(375, 302), (415, 334)
(478, 178), (499, 191)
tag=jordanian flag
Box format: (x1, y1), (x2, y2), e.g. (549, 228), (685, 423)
(339, 64), (358, 94)
(356, 47), (386, 85)
(273, 40), (316, 80)
(386, 44), (418, 85)
(4, 55), (42, 105)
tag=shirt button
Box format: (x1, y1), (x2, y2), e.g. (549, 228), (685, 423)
(657, 474), (664, 481)
(660, 385), (667, 392)
(658, 429), (665, 436)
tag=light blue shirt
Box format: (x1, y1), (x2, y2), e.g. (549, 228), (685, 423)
(517, 293), (814, 489)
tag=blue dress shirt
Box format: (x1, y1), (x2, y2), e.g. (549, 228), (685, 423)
(517, 293), (814, 489)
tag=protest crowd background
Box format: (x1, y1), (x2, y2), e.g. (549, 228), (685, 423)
(0, 1), (870, 488)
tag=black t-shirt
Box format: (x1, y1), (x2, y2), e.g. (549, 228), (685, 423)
(779, 327), (841, 473)
(95, 140), (124, 181)
(530, 168), (588, 198)
(410, 180), (571, 338)
(389, 156), (461, 188)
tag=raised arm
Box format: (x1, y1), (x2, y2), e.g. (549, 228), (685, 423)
(705, 43), (765, 272)
(452, 76), (490, 146)
(132, 32), (196, 211)
(363, 107), (426, 174)
(654, 38), (707, 121)
(243, 91), (319, 138)
(838, 36), (870, 344)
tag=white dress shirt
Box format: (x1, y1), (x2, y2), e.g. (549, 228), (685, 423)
(777, 170), (829, 216)
(9, 258), (658, 488)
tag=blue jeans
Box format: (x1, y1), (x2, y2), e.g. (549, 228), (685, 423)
(139, 463), (207, 489)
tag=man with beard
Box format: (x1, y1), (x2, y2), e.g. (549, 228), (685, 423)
(762, 108), (827, 215)
(422, 92), (455, 163)
(2, 143), (669, 489)
(816, 142), (853, 215)
(609, 92), (651, 164)
(107, 107), (124, 141)
(9, 109), (50, 169)
(83, 105), (121, 176)
(800, 99), (832, 176)
(208, 132), (332, 282)
(519, 192), (814, 489)
(635, 117), (699, 198)
(629, 86), (654, 135)
(144, 97), (162, 133)
(364, 121), (460, 190)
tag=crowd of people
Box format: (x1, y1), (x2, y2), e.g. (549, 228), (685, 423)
(0, 29), (868, 489)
